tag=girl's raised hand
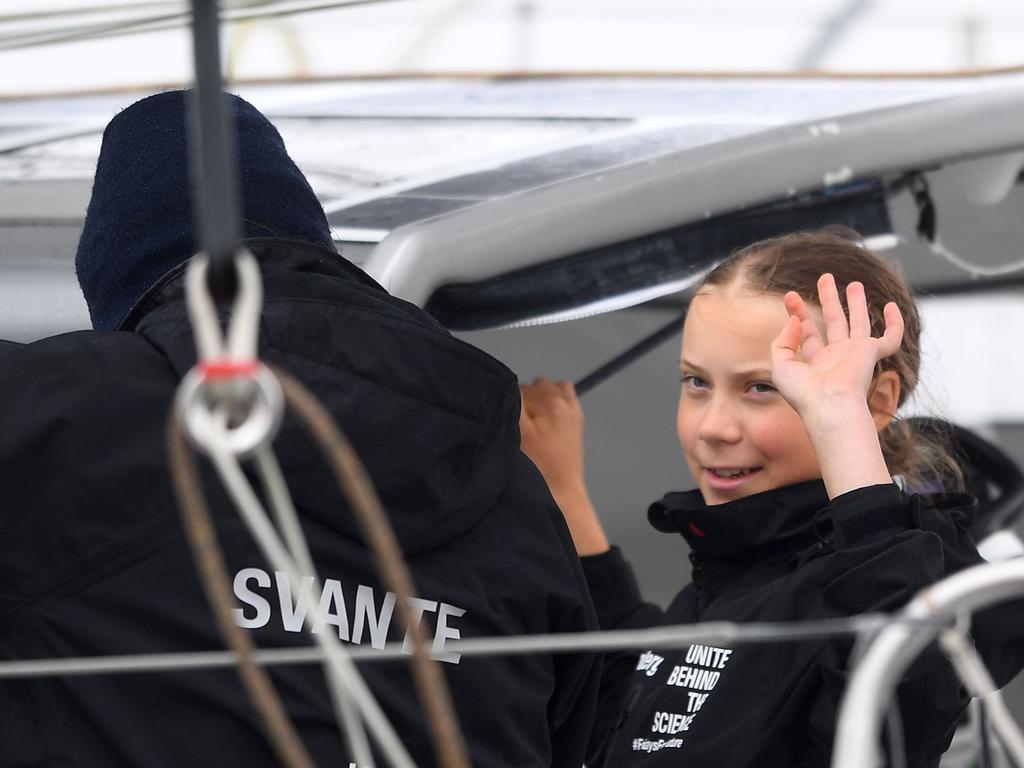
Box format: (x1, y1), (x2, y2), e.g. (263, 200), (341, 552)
(771, 274), (905, 498)
(770, 273), (904, 419)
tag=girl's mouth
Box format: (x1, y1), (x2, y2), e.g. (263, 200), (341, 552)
(704, 467), (763, 491)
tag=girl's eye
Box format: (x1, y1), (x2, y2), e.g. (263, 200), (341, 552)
(749, 382), (776, 395)
(681, 374), (709, 390)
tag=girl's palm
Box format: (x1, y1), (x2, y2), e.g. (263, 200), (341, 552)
(770, 273), (904, 414)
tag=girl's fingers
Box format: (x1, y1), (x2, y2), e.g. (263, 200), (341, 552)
(798, 314), (824, 361)
(878, 302), (905, 359)
(771, 314), (803, 362)
(817, 273), (849, 344)
(784, 291), (823, 359)
(846, 281), (871, 339)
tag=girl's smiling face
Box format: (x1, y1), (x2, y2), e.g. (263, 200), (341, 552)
(677, 283), (822, 505)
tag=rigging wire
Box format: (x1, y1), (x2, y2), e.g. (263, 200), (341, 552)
(189, 0), (240, 300)
(254, 446), (376, 766)
(174, 249), (470, 766)
(176, 0), (469, 761)
(0, 0), (415, 53)
(167, 411), (316, 768)
(174, 250), (427, 768)
(5, 587), (1023, 763)
(0, 613), (949, 679)
(0, 1), (178, 25)
(202, 419), (400, 768)
(272, 364), (472, 768)
(0, 7), (187, 52)
(173, 356), (472, 767)
(939, 627), (1024, 768)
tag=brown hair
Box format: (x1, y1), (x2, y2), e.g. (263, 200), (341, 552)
(696, 226), (963, 492)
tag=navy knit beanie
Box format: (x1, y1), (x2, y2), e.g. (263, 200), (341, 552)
(75, 90), (334, 331)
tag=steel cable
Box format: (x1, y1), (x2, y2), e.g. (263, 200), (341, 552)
(0, 0), (414, 53)
(0, 614), (965, 681)
(939, 628), (1024, 767)
(202, 422), (397, 768)
(167, 409), (316, 768)
(271, 364), (471, 768)
(253, 446), (376, 765)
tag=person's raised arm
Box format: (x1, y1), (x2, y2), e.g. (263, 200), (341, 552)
(519, 378), (610, 556)
(770, 273), (904, 500)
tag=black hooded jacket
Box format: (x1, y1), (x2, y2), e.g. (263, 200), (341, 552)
(0, 241), (600, 767)
(0, 88), (600, 768)
(581, 480), (1024, 768)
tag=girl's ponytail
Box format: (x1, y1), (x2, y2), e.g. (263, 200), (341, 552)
(879, 417), (964, 493)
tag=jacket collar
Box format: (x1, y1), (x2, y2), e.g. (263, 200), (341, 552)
(647, 480), (830, 561)
(118, 238), (383, 331)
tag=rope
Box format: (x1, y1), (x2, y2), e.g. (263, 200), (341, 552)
(167, 410), (317, 768)
(200, 420), (398, 768)
(253, 447), (377, 767)
(272, 364), (471, 768)
(174, 272), (464, 766)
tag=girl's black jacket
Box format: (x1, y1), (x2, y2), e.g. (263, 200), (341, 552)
(581, 480), (1024, 767)
(0, 242), (600, 767)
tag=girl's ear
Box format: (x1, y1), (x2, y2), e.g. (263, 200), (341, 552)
(868, 370), (901, 432)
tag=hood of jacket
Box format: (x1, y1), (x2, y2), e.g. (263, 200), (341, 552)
(75, 90), (335, 332)
(61, 88), (523, 559)
(128, 238), (523, 556)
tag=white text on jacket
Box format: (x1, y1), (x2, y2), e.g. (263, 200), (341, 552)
(232, 567), (466, 664)
(636, 650), (665, 677)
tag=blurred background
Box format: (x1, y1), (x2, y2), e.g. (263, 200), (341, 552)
(4, 0), (1024, 95)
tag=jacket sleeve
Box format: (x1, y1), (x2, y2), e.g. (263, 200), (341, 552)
(801, 484), (970, 768)
(579, 546), (664, 763)
(541, 498), (605, 768)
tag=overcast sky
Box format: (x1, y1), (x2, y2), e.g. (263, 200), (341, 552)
(3, 0), (1024, 97)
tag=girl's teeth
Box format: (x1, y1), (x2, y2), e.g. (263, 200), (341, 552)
(713, 469), (746, 478)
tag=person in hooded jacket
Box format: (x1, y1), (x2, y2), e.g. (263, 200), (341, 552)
(520, 229), (1024, 767)
(0, 90), (600, 767)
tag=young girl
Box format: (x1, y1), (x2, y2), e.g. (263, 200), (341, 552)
(520, 229), (1005, 767)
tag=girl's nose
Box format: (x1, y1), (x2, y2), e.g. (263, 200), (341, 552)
(697, 396), (742, 444)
